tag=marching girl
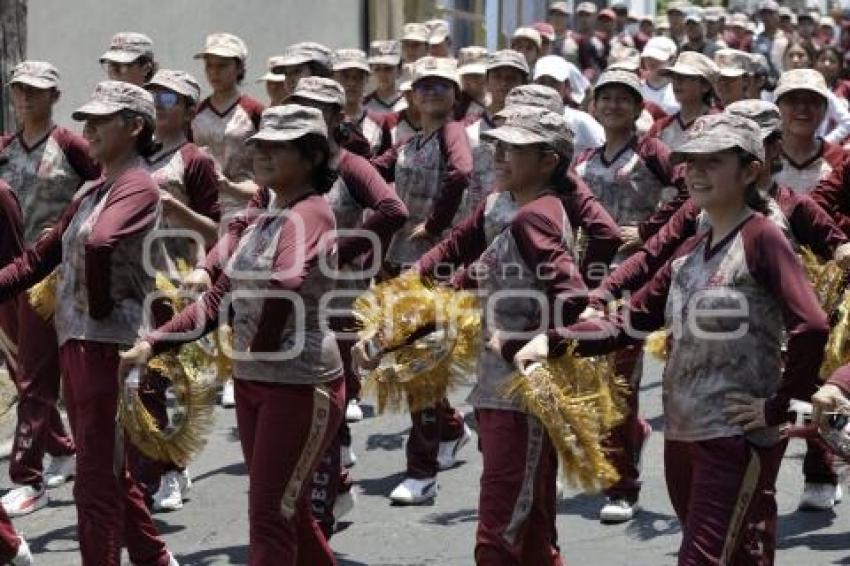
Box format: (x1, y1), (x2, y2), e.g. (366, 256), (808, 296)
(287, 76), (409, 532)
(120, 105), (343, 565)
(370, 56), (474, 505)
(574, 69), (686, 523)
(361, 105), (586, 564)
(364, 40), (407, 117)
(331, 49), (390, 157)
(135, 69), (221, 513)
(0, 81), (177, 566)
(515, 113), (829, 565)
(99, 32), (157, 87)
(0, 61), (102, 517)
(645, 51), (720, 149)
(382, 68), (421, 148)
(455, 46), (489, 121)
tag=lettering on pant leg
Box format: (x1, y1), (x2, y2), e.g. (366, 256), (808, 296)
(720, 447), (761, 565)
(280, 386), (331, 519)
(503, 415), (544, 545)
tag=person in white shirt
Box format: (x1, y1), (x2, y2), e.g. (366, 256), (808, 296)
(639, 36), (680, 115)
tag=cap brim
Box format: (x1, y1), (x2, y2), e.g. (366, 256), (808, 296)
(368, 56), (401, 66)
(660, 65), (708, 78)
(428, 33), (449, 46)
(144, 79), (199, 102)
(459, 64), (487, 76)
(247, 130), (320, 144)
(487, 62), (529, 76)
(641, 48), (672, 61)
(596, 79), (643, 101)
(412, 72), (461, 89)
(256, 72), (286, 83)
(775, 85), (829, 102)
(286, 92), (342, 106)
(533, 69), (568, 82)
(718, 68), (748, 78)
(194, 48), (245, 61)
(481, 125), (548, 146)
(670, 139), (747, 165)
(100, 50), (144, 64)
(332, 62), (371, 73)
(401, 36), (429, 43)
(9, 77), (57, 90)
(71, 100), (124, 121)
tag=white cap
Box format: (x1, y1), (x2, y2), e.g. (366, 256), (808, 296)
(512, 27), (542, 50)
(641, 36), (677, 62)
(533, 54), (569, 83)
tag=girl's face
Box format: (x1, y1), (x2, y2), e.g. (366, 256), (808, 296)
(283, 63), (313, 97)
(371, 64), (398, 91)
(487, 67), (527, 107)
(715, 76), (748, 107)
(498, 142), (556, 191)
(83, 113), (141, 163)
(511, 38), (540, 68)
(784, 45), (812, 70)
(333, 68), (370, 105)
(402, 41), (428, 63)
(265, 81), (289, 107)
(10, 84), (56, 124)
(671, 74), (710, 106)
(204, 55), (241, 92)
(252, 140), (314, 190)
(640, 57), (667, 81)
(594, 85), (641, 131)
(684, 151), (760, 212)
(412, 78), (456, 118)
(778, 91), (827, 138)
(461, 74), (487, 100)
(816, 51), (841, 83)
(149, 87), (191, 137)
(104, 60), (151, 87)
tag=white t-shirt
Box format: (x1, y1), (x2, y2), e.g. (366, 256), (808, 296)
(641, 80), (680, 115)
(564, 107), (606, 158)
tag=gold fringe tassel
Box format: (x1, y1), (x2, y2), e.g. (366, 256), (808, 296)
(28, 269), (59, 320)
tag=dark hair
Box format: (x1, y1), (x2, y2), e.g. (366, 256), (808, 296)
(135, 56), (157, 83)
(783, 40), (818, 70)
(120, 110), (160, 158)
(550, 152), (577, 196)
(308, 61), (332, 79)
(733, 147), (770, 215)
(816, 45), (845, 81)
(294, 133), (338, 194)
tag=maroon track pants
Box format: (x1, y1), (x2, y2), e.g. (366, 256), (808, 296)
(234, 376), (344, 566)
(0, 506), (21, 563)
(59, 340), (169, 566)
(0, 297), (75, 487)
(407, 397), (465, 479)
(474, 409), (563, 566)
(664, 436), (787, 565)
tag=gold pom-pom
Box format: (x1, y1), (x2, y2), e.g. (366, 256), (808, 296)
(800, 247), (846, 316)
(822, 289), (850, 381)
(502, 344), (628, 492)
(354, 273), (480, 413)
(28, 269), (59, 320)
(644, 329), (669, 361)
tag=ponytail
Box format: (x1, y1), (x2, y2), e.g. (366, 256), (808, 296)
(735, 148), (770, 215)
(550, 153), (576, 197)
(121, 110), (161, 158)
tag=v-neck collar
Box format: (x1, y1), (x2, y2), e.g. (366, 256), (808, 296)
(206, 95), (242, 118)
(598, 136), (636, 167)
(145, 141), (188, 167)
(781, 140), (823, 170)
(16, 125), (56, 154)
(703, 210), (755, 261)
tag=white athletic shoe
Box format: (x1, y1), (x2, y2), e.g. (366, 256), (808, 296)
(334, 489), (356, 520)
(1, 485), (47, 517)
(799, 483), (843, 511)
(153, 471), (184, 512)
(345, 399), (364, 423)
(10, 537), (32, 566)
(437, 422), (472, 470)
(177, 469), (192, 497)
(600, 498), (639, 523)
(389, 477), (438, 505)
(167, 552), (180, 566)
(44, 454), (76, 489)
(221, 379), (236, 408)
(341, 444), (357, 469)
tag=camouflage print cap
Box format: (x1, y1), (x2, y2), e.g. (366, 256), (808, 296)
(457, 46), (489, 76)
(248, 104), (328, 144)
(774, 68), (830, 103)
(670, 113), (764, 165)
(595, 69), (643, 102)
(748, 53), (769, 77)
(660, 51), (720, 82)
(501, 84), (565, 115)
(257, 55), (287, 83)
(486, 49), (530, 76)
(401, 23), (430, 43)
(724, 100), (781, 139)
(287, 77), (346, 107)
(482, 105), (574, 158)
(277, 42), (332, 70)
(714, 48), (751, 78)
(72, 80), (155, 125)
(145, 69), (201, 104)
(512, 27), (543, 49)
(100, 32), (154, 64)
(332, 48), (370, 73)
(425, 19), (450, 45)
(193, 32), (247, 62)
(9, 61), (60, 90)
(368, 40), (401, 66)
(412, 56), (460, 88)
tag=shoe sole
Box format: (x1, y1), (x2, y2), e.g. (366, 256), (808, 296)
(154, 502), (184, 512)
(390, 482), (437, 505)
(600, 504), (640, 524)
(5, 498), (48, 518)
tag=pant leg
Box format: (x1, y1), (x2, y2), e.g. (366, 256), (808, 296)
(663, 439), (694, 526)
(311, 416), (343, 538)
(474, 409), (562, 566)
(438, 397), (464, 442)
(0, 505), (21, 563)
(236, 377), (344, 566)
(803, 438), (838, 486)
(127, 369), (169, 498)
(604, 346), (650, 502)
(676, 436), (787, 566)
(59, 340), (169, 566)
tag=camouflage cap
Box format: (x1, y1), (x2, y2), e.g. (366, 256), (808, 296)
(412, 56), (460, 88)
(145, 69), (201, 104)
(458, 46), (489, 76)
(595, 69), (643, 102)
(257, 55), (287, 83)
(193, 32), (247, 62)
(277, 42), (332, 70)
(287, 77), (346, 107)
(9, 61), (60, 90)
(368, 40), (401, 66)
(748, 53), (769, 76)
(670, 114), (764, 165)
(332, 48), (370, 73)
(425, 19), (450, 45)
(512, 27), (542, 49)
(401, 23), (430, 43)
(607, 46), (641, 72)
(724, 100), (781, 139)
(248, 104), (328, 145)
(660, 51), (719, 82)
(72, 80), (155, 125)
(501, 84), (564, 115)
(486, 49), (530, 76)
(548, 2), (570, 14)
(714, 48), (751, 78)
(774, 68), (829, 103)
(482, 105), (574, 158)
(100, 32), (154, 64)
(576, 2), (598, 15)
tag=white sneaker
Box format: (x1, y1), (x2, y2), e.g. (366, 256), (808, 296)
(600, 498), (639, 523)
(44, 454), (76, 489)
(177, 469), (192, 497)
(167, 551), (180, 566)
(341, 444), (357, 469)
(1, 485), (47, 517)
(437, 423), (472, 470)
(153, 471), (183, 512)
(799, 483), (842, 511)
(389, 477), (437, 505)
(221, 379), (236, 408)
(10, 537), (32, 566)
(345, 399), (364, 423)
(334, 489), (356, 520)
